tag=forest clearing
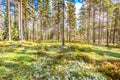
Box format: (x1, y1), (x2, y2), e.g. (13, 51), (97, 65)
(0, 0), (120, 80)
(0, 41), (120, 80)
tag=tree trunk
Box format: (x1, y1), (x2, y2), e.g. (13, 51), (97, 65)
(18, 0), (23, 41)
(113, 17), (117, 46)
(69, 29), (71, 42)
(57, 24), (60, 41)
(57, 0), (60, 41)
(101, 3), (104, 44)
(62, 0), (65, 46)
(14, 4), (17, 28)
(25, 11), (28, 40)
(98, 0), (101, 45)
(93, 7), (96, 45)
(40, 20), (43, 40)
(7, 0), (11, 41)
(106, 11), (109, 46)
(33, 18), (35, 41)
(67, 28), (69, 41)
(87, 0), (91, 45)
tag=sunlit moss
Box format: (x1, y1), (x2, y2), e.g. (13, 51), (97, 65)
(0, 41), (120, 79)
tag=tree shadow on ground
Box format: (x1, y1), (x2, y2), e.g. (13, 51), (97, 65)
(3, 62), (19, 69)
(13, 56), (36, 63)
(69, 45), (120, 58)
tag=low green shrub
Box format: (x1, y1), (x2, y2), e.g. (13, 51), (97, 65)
(51, 44), (61, 49)
(36, 49), (47, 54)
(75, 53), (94, 63)
(97, 52), (105, 56)
(0, 67), (6, 73)
(0, 59), (4, 66)
(78, 47), (92, 52)
(44, 46), (50, 51)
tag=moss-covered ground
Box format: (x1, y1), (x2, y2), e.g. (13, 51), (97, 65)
(0, 41), (120, 80)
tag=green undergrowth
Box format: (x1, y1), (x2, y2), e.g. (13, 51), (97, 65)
(0, 41), (120, 80)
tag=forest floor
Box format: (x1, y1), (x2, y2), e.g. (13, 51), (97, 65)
(0, 41), (120, 80)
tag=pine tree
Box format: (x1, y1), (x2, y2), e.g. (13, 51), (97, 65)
(7, 0), (11, 41)
(66, 0), (76, 42)
(18, 0), (23, 41)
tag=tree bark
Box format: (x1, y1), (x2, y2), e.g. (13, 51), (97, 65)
(87, 0), (91, 44)
(101, 2), (104, 44)
(18, 0), (23, 41)
(106, 11), (109, 46)
(98, 0), (101, 45)
(33, 18), (35, 41)
(7, 0), (11, 41)
(93, 7), (96, 45)
(62, 0), (65, 46)
(25, 10), (28, 40)
(69, 29), (71, 42)
(57, 0), (60, 41)
(113, 17), (117, 46)
(40, 19), (43, 40)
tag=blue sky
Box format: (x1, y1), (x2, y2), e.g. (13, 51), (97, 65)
(74, 0), (83, 18)
(74, 0), (83, 4)
(74, 0), (83, 28)
(0, 0), (83, 16)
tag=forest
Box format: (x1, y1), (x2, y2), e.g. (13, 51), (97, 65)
(0, 0), (120, 80)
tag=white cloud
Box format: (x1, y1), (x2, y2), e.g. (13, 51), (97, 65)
(75, 3), (82, 18)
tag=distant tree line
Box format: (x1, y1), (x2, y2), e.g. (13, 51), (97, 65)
(0, 0), (120, 47)
(79, 0), (120, 46)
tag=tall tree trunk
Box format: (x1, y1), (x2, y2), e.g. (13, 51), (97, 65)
(32, 0), (35, 41)
(113, 17), (117, 46)
(98, 0), (101, 45)
(69, 29), (71, 42)
(101, 3), (104, 44)
(40, 19), (43, 40)
(22, 10), (25, 39)
(7, 0), (11, 41)
(53, 21), (56, 40)
(93, 7), (96, 45)
(14, 4), (17, 28)
(18, 0), (23, 41)
(67, 28), (69, 41)
(18, 0), (20, 40)
(87, 0), (91, 44)
(106, 11), (109, 46)
(33, 18), (35, 41)
(57, 0), (60, 41)
(47, 25), (50, 40)
(25, 10), (28, 40)
(69, 18), (71, 42)
(57, 24), (60, 41)
(20, 0), (23, 41)
(109, 19), (112, 43)
(62, 0), (65, 46)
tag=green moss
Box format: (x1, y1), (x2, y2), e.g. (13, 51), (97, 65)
(0, 41), (120, 80)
